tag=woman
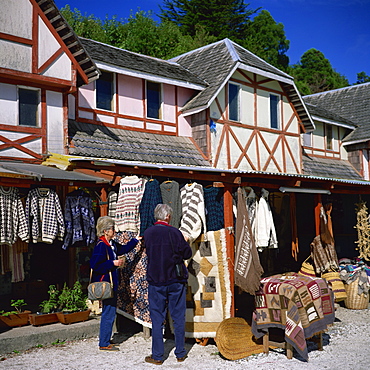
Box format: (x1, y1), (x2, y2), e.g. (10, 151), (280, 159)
(90, 216), (139, 351)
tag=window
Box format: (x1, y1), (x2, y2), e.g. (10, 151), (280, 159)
(146, 81), (161, 119)
(303, 132), (312, 147)
(270, 94), (280, 129)
(96, 71), (114, 111)
(326, 124), (333, 150)
(19, 88), (39, 126)
(228, 83), (240, 121)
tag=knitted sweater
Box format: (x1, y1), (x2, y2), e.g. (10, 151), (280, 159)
(107, 190), (118, 217)
(160, 180), (182, 228)
(204, 186), (224, 231)
(0, 186), (29, 245)
(115, 176), (146, 232)
(179, 182), (207, 242)
(25, 188), (65, 244)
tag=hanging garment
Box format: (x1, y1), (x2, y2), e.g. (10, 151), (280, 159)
(62, 189), (96, 250)
(179, 182), (207, 242)
(245, 188), (257, 236)
(160, 180), (182, 228)
(255, 188), (278, 251)
(115, 176), (146, 232)
(234, 188), (264, 295)
(204, 186), (224, 231)
(107, 190), (118, 217)
(0, 244), (11, 274)
(0, 186), (29, 246)
(10, 244), (24, 282)
(139, 179), (163, 236)
(25, 188), (65, 244)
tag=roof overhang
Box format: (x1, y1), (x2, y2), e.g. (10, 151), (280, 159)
(342, 138), (368, 146)
(311, 115), (356, 130)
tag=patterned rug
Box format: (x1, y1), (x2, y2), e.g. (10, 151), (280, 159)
(185, 229), (232, 338)
(251, 273), (335, 361)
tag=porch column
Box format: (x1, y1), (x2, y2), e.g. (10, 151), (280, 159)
(314, 194), (322, 236)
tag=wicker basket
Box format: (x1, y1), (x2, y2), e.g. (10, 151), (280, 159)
(298, 257), (316, 278)
(321, 271), (347, 302)
(344, 278), (369, 310)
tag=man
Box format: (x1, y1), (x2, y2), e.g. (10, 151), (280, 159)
(144, 204), (192, 365)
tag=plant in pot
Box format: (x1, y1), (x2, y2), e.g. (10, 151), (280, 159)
(56, 281), (90, 325)
(29, 285), (60, 326)
(0, 299), (31, 328)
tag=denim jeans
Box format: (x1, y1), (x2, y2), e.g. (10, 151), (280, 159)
(99, 293), (117, 347)
(148, 282), (187, 361)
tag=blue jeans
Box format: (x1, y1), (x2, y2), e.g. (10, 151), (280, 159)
(99, 294), (117, 347)
(148, 283), (187, 361)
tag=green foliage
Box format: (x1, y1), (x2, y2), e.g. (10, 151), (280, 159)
(10, 299), (26, 313)
(58, 282), (87, 313)
(51, 339), (65, 346)
(39, 285), (60, 313)
(354, 71), (370, 85)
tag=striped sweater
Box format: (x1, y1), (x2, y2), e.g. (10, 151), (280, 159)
(179, 182), (207, 242)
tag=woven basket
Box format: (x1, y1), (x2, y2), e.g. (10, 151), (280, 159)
(321, 271), (347, 302)
(298, 257), (316, 278)
(344, 278), (369, 310)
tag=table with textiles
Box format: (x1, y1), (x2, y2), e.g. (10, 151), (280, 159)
(251, 273), (335, 361)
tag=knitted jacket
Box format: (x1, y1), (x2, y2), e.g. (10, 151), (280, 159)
(115, 176), (146, 232)
(204, 186), (224, 231)
(0, 186), (29, 245)
(107, 190), (118, 217)
(62, 189), (96, 249)
(179, 182), (207, 242)
(25, 188), (65, 244)
(160, 180), (182, 228)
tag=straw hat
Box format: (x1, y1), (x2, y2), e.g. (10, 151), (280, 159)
(215, 317), (264, 360)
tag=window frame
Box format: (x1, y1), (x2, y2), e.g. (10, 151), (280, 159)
(228, 82), (240, 122)
(325, 124), (333, 150)
(146, 80), (162, 120)
(269, 93), (280, 130)
(18, 86), (40, 127)
(96, 70), (115, 111)
(302, 132), (313, 147)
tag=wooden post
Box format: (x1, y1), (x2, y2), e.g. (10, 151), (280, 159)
(314, 194), (322, 236)
(100, 188), (108, 217)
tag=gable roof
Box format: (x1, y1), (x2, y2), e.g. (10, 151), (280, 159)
(303, 83), (370, 144)
(170, 39), (314, 131)
(38, 0), (99, 85)
(68, 120), (210, 167)
(79, 38), (207, 89)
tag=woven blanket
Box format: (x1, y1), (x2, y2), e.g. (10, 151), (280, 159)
(252, 273), (335, 360)
(185, 229), (231, 338)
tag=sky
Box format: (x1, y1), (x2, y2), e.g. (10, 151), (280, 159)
(54, 0), (370, 84)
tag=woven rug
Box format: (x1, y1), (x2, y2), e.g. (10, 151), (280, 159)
(185, 229), (231, 338)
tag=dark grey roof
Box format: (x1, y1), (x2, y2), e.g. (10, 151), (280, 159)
(302, 155), (363, 181)
(170, 39), (313, 130)
(0, 162), (109, 183)
(39, 0), (100, 85)
(79, 38), (207, 88)
(68, 120), (211, 167)
(303, 83), (370, 143)
(304, 102), (357, 128)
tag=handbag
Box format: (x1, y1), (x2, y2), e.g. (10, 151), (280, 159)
(88, 249), (114, 301)
(169, 230), (186, 279)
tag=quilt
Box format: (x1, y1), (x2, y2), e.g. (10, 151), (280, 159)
(251, 273), (335, 360)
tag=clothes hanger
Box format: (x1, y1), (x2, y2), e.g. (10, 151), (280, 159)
(164, 178), (172, 183)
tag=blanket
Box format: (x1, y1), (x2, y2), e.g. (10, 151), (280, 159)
(252, 273), (335, 361)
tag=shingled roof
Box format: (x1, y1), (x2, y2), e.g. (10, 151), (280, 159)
(170, 39), (314, 131)
(79, 38), (207, 88)
(68, 120), (210, 167)
(303, 83), (370, 144)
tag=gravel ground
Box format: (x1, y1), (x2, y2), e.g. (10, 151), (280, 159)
(1, 304), (369, 370)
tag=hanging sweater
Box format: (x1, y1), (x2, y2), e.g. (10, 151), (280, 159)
(115, 176), (146, 232)
(0, 186), (29, 246)
(160, 180), (182, 228)
(25, 188), (65, 244)
(62, 189), (96, 249)
(179, 182), (207, 242)
(204, 186), (224, 231)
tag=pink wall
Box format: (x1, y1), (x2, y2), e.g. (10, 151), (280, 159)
(118, 75), (143, 117)
(78, 82), (94, 109)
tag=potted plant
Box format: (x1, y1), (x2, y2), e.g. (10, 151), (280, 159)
(56, 281), (90, 324)
(29, 285), (60, 326)
(0, 299), (31, 328)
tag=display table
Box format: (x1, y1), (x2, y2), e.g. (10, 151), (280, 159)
(251, 273), (335, 361)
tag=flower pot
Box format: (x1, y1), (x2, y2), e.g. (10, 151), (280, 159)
(0, 311), (31, 328)
(56, 309), (91, 325)
(28, 312), (59, 326)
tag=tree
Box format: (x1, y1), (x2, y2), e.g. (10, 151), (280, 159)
(244, 10), (290, 70)
(289, 48), (349, 95)
(354, 71), (370, 85)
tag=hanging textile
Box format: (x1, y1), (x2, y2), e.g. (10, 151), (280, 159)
(107, 190), (118, 217)
(0, 186), (29, 246)
(204, 186), (224, 231)
(62, 189), (96, 250)
(10, 244), (24, 282)
(255, 188), (278, 251)
(0, 244), (11, 274)
(290, 193), (299, 260)
(234, 188), (264, 295)
(160, 180), (182, 228)
(115, 176), (146, 232)
(25, 188), (65, 244)
(139, 179), (162, 236)
(179, 182), (207, 242)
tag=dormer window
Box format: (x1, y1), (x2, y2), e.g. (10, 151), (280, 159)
(270, 94), (280, 129)
(146, 81), (161, 119)
(228, 83), (240, 122)
(96, 71), (114, 111)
